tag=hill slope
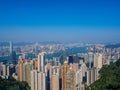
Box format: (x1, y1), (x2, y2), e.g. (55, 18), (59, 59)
(85, 59), (120, 90)
(0, 77), (30, 90)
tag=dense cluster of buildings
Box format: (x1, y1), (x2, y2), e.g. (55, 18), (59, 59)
(0, 42), (120, 90)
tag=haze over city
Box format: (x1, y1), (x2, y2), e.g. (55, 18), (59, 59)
(0, 0), (120, 43)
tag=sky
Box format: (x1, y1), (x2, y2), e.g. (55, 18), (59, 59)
(0, 0), (120, 43)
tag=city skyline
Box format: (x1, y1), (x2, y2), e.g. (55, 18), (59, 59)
(0, 0), (120, 43)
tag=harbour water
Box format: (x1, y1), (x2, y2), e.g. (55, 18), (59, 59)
(0, 47), (87, 63)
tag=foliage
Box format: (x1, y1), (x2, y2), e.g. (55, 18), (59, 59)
(85, 59), (120, 90)
(0, 76), (30, 90)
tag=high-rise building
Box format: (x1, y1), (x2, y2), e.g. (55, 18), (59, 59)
(86, 69), (91, 86)
(34, 42), (39, 55)
(18, 58), (23, 81)
(0, 69), (2, 76)
(10, 41), (13, 63)
(70, 63), (79, 73)
(68, 55), (74, 64)
(25, 62), (33, 86)
(76, 69), (85, 90)
(9, 64), (15, 76)
(91, 68), (95, 84)
(97, 54), (103, 69)
(31, 70), (38, 90)
(2, 65), (6, 76)
(1, 64), (15, 76)
(18, 58), (33, 86)
(51, 66), (60, 76)
(66, 67), (76, 90)
(94, 53), (98, 68)
(31, 70), (46, 90)
(10, 41), (13, 55)
(45, 63), (52, 90)
(50, 66), (60, 90)
(51, 74), (59, 90)
(12, 51), (17, 64)
(33, 58), (38, 70)
(52, 57), (60, 66)
(94, 53), (103, 69)
(62, 61), (69, 90)
(0, 64), (2, 76)
(88, 52), (94, 68)
(38, 72), (46, 90)
(62, 61), (76, 90)
(60, 50), (67, 65)
(38, 52), (45, 72)
(10, 41), (17, 64)
(6, 65), (9, 76)
(86, 67), (98, 86)
(81, 63), (87, 82)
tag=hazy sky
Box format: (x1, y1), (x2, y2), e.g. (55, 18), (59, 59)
(0, 0), (120, 43)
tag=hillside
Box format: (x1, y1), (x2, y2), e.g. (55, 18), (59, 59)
(0, 77), (30, 90)
(85, 59), (120, 90)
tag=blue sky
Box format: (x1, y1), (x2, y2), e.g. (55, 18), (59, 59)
(0, 0), (120, 43)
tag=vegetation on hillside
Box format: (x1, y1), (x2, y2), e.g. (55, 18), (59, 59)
(0, 77), (30, 90)
(85, 59), (120, 90)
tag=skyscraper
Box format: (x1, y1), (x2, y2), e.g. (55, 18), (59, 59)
(12, 51), (17, 64)
(18, 58), (33, 86)
(94, 53), (98, 68)
(51, 74), (59, 90)
(10, 41), (13, 55)
(86, 69), (91, 86)
(52, 57), (60, 66)
(38, 72), (46, 90)
(86, 67), (98, 86)
(6, 65), (9, 76)
(97, 54), (103, 69)
(18, 58), (23, 81)
(10, 41), (13, 63)
(88, 52), (94, 68)
(31, 70), (46, 90)
(9, 64), (15, 76)
(76, 69), (84, 90)
(9, 41), (16, 64)
(68, 55), (74, 64)
(94, 53), (103, 69)
(2, 64), (6, 76)
(62, 61), (69, 90)
(31, 70), (38, 90)
(68, 49), (74, 64)
(66, 67), (76, 90)
(50, 66), (60, 90)
(38, 52), (45, 72)
(81, 63), (87, 82)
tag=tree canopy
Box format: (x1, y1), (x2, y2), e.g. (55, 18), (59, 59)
(0, 76), (30, 90)
(86, 59), (120, 90)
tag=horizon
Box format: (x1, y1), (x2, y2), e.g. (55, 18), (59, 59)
(0, 0), (120, 43)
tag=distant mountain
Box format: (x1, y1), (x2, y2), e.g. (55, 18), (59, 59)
(85, 59), (120, 90)
(0, 41), (62, 46)
(105, 43), (120, 48)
